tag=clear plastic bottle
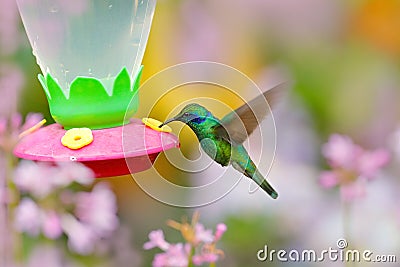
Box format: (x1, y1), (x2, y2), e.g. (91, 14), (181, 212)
(17, 0), (156, 96)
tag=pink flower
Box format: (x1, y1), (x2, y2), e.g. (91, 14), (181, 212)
(192, 223), (227, 265)
(14, 198), (42, 236)
(194, 223), (214, 243)
(319, 171), (339, 188)
(319, 134), (390, 201)
(145, 212), (227, 267)
(14, 161), (54, 199)
(214, 223), (227, 241)
(14, 199), (63, 239)
(321, 134), (361, 169)
(13, 160), (118, 256)
(52, 162), (94, 187)
(144, 230), (170, 251)
(61, 214), (96, 255)
(152, 243), (189, 267)
(75, 183), (118, 237)
(14, 160), (94, 199)
(356, 149), (390, 179)
(192, 252), (219, 266)
(42, 211), (63, 239)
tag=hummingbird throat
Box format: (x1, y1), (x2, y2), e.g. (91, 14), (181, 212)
(190, 111), (211, 124)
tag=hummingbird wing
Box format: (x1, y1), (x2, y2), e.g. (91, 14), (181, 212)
(214, 83), (286, 144)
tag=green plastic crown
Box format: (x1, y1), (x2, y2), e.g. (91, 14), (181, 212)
(38, 66), (143, 130)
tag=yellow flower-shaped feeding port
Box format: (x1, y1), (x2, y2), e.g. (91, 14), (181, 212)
(61, 128), (94, 150)
(142, 118), (172, 133)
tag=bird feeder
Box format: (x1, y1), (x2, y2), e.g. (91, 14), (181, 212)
(14, 0), (179, 177)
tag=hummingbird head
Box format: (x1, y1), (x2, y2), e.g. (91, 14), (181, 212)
(160, 103), (212, 127)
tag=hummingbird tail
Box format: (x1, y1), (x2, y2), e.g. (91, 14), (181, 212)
(230, 147), (278, 199)
(232, 160), (278, 199)
(250, 169), (278, 199)
(259, 178), (278, 199)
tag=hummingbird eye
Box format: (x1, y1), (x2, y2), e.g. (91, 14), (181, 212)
(183, 112), (189, 117)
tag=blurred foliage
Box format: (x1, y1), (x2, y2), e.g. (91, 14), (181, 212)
(222, 214), (286, 267)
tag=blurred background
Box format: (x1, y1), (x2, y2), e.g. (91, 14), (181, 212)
(2, 0), (400, 266)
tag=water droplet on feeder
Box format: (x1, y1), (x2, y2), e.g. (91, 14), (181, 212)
(108, 4), (113, 8)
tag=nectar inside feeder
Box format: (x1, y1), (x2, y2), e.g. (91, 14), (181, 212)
(14, 0), (179, 177)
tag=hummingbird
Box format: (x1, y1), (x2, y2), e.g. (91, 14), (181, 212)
(159, 84), (284, 199)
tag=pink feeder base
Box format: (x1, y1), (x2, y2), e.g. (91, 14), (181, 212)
(13, 119), (179, 178)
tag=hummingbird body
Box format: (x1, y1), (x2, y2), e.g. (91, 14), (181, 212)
(160, 85), (284, 199)
(186, 113), (231, 167)
(201, 132), (269, 196)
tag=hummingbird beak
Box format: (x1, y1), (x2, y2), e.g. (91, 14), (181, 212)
(159, 117), (177, 128)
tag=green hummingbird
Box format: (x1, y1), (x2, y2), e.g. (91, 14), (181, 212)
(159, 84), (284, 199)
